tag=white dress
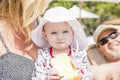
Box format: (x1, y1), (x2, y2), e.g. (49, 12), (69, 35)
(32, 47), (92, 80)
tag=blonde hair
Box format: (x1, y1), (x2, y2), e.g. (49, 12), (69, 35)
(0, 0), (51, 44)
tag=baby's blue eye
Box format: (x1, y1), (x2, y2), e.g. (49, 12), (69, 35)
(63, 31), (68, 33)
(51, 32), (57, 34)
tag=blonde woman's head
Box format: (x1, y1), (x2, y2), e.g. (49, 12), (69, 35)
(0, 0), (51, 44)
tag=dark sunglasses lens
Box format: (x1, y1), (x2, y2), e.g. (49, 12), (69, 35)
(98, 32), (118, 46)
(99, 37), (108, 45)
(109, 32), (118, 39)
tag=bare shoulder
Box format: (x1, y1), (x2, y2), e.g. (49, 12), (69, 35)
(0, 42), (6, 57)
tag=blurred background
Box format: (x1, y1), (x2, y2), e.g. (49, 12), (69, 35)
(45, 0), (120, 44)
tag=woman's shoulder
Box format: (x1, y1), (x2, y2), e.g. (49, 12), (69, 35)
(0, 52), (34, 80)
(0, 41), (7, 57)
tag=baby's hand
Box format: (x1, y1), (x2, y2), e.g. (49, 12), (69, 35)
(71, 59), (81, 70)
(47, 69), (61, 80)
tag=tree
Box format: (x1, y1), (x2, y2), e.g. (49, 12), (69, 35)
(48, 0), (120, 35)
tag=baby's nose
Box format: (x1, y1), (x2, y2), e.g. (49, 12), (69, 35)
(57, 34), (63, 39)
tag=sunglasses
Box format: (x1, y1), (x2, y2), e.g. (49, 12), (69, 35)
(98, 32), (119, 46)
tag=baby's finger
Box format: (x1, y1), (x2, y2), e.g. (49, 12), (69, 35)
(47, 75), (60, 80)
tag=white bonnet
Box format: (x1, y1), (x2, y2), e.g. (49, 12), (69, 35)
(31, 6), (88, 51)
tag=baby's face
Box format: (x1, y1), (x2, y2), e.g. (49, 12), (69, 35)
(43, 22), (74, 50)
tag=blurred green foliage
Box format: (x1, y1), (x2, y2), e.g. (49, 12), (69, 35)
(47, 0), (120, 35)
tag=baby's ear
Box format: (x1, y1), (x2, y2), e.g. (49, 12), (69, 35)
(42, 31), (47, 40)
